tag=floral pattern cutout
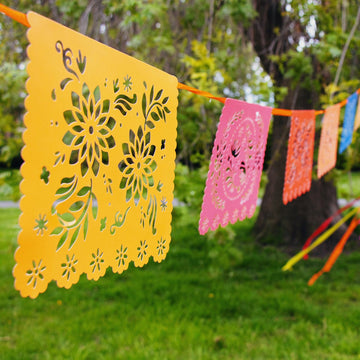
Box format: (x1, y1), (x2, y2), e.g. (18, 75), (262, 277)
(199, 99), (272, 234)
(119, 126), (157, 204)
(14, 12), (178, 298)
(62, 83), (115, 177)
(317, 104), (340, 178)
(283, 110), (316, 205)
(61, 254), (78, 281)
(34, 214), (48, 235)
(114, 244), (128, 273)
(26, 260), (46, 288)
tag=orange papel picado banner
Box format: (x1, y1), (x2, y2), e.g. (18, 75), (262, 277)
(317, 104), (341, 178)
(283, 110), (316, 204)
(13, 12), (178, 298)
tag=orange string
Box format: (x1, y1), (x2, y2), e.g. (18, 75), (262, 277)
(271, 108), (292, 116)
(0, 3), (30, 27)
(0, 3), (359, 117)
(177, 82), (226, 103)
(178, 80), (360, 117)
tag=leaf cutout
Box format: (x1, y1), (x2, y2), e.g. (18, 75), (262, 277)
(142, 93), (147, 118)
(51, 227), (63, 235)
(60, 78), (73, 90)
(59, 212), (76, 223)
(69, 201), (85, 212)
(69, 226), (80, 249)
(83, 214), (89, 239)
(113, 79), (120, 92)
(54, 156), (61, 166)
(151, 111), (160, 121)
(77, 186), (91, 196)
(150, 85), (154, 103)
(57, 230), (69, 250)
(56, 184), (74, 195)
(145, 121), (155, 129)
(155, 89), (163, 101)
(60, 175), (75, 185)
(156, 106), (163, 119)
(92, 193), (98, 220)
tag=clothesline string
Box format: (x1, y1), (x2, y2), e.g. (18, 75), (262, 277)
(1, 3), (360, 117)
(0, 3), (29, 27)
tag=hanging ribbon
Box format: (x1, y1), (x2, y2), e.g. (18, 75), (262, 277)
(308, 211), (360, 285)
(282, 207), (358, 271)
(302, 196), (360, 260)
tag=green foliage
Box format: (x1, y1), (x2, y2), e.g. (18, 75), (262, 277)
(0, 169), (21, 201)
(336, 171), (360, 200)
(0, 63), (27, 166)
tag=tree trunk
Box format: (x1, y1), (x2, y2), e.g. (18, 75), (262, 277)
(255, 85), (347, 254)
(247, 0), (354, 254)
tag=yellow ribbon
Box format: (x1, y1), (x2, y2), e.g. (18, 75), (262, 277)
(282, 207), (358, 271)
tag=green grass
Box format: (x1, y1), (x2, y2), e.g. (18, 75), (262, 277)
(336, 171), (360, 200)
(2, 208), (360, 359)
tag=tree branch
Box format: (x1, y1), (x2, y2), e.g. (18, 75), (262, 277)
(332, 6), (360, 93)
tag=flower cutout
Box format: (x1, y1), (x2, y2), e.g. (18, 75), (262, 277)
(137, 240), (148, 261)
(26, 260), (46, 288)
(62, 83), (116, 177)
(157, 237), (167, 256)
(119, 126), (157, 204)
(123, 75), (132, 92)
(61, 254), (78, 280)
(34, 214), (48, 235)
(90, 248), (104, 272)
(115, 245), (128, 267)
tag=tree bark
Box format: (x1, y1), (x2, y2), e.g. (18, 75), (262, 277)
(255, 85), (347, 254)
(247, 0), (354, 254)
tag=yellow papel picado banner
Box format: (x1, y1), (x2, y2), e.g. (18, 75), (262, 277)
(13, 12), (178, 298)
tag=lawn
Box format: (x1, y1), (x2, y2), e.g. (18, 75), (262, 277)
(1, 204), (360, 359)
